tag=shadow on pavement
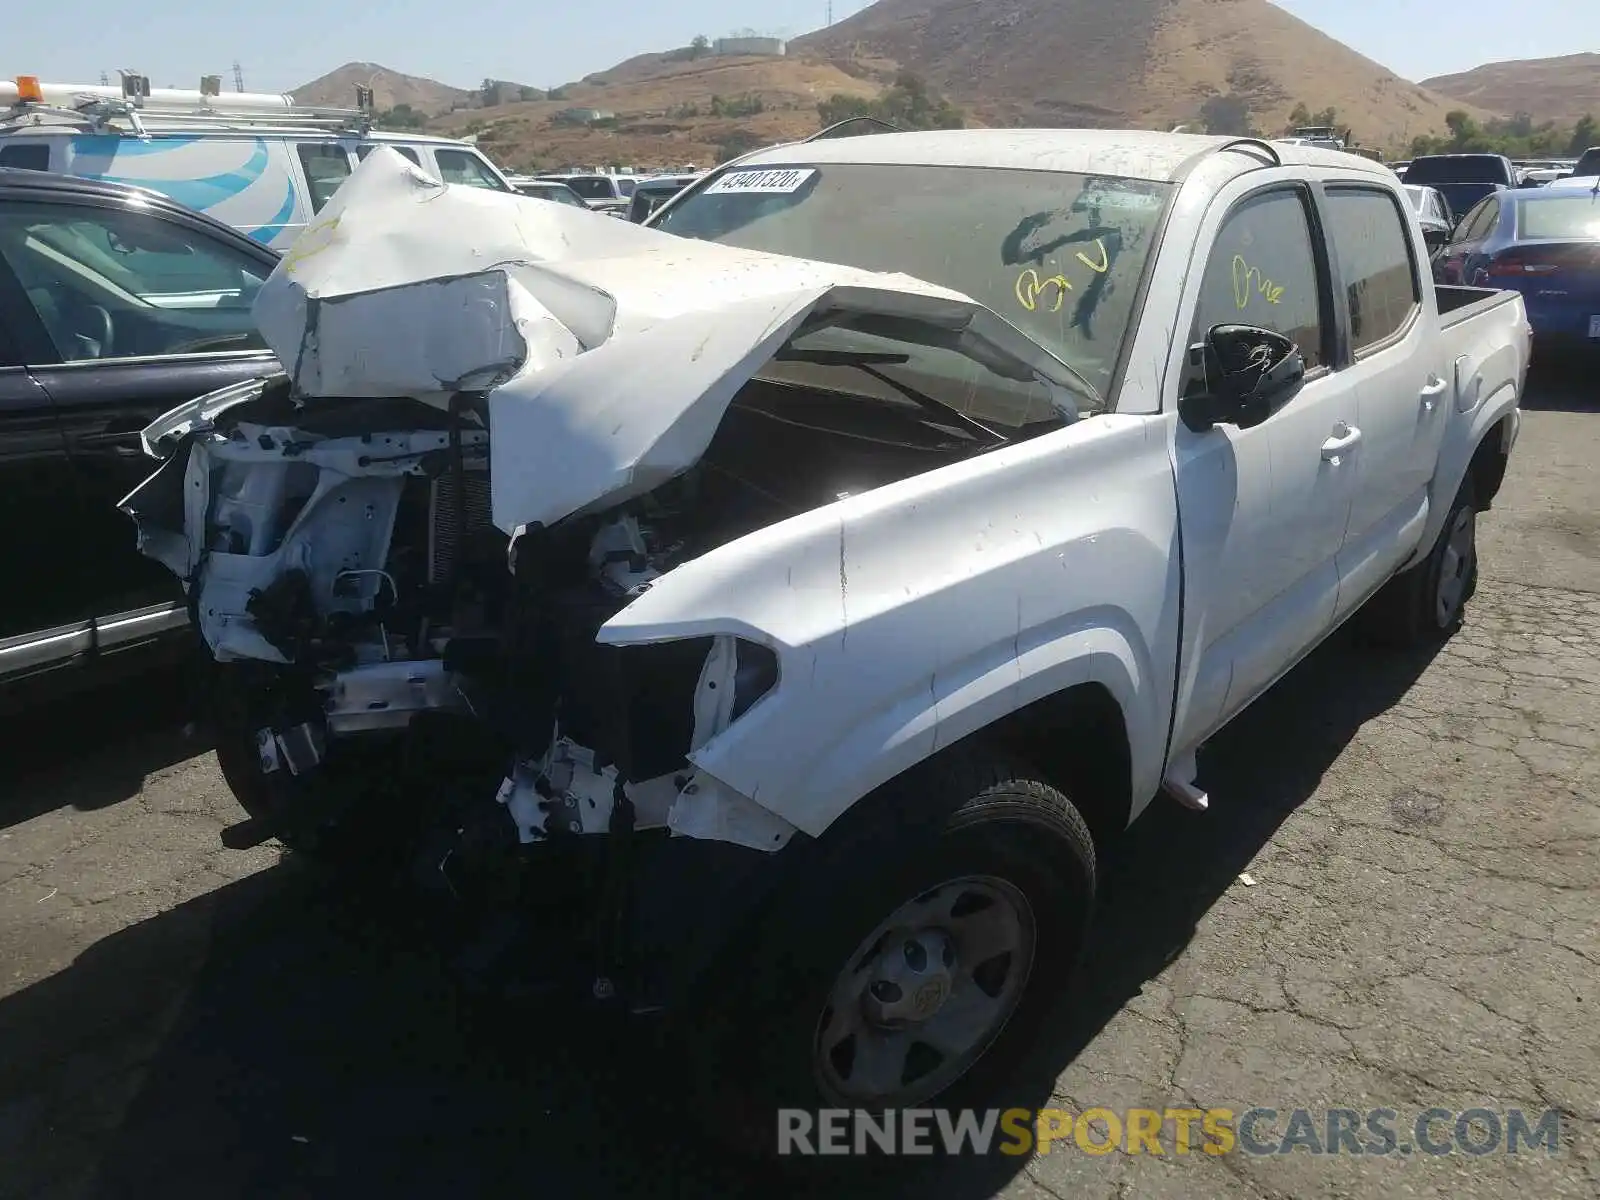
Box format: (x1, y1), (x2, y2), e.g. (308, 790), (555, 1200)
(0, 665), (205, 834)
(0, 625), (1442, 1200)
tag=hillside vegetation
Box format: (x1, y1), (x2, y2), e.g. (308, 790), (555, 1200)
(1423, 54), (1600, 129)
(792, 0), (1485, 149)
(297, 1), (1527, 169)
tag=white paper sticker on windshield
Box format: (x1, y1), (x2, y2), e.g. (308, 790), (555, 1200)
(1080, 185), (1163, 211)
(704, 168), (817, 195)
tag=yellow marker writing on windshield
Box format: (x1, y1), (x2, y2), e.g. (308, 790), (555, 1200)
(1075, 238), (1110, 273)
(1015, 268), (1073, 312)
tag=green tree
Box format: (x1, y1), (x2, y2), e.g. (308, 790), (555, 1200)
(690, 34), (711, 58)
(1406, 111), (1597, 160)
(1445, 110), (1479, 144)
(375, 102), (426, 130)
(1200, 93), (1253, 136)
(1570, 114), (1599, 155)
(716, 130), (766, 162)
(817, 72), (964, 132)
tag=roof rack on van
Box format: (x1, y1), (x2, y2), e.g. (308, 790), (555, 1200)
(0, 72), (375, 138)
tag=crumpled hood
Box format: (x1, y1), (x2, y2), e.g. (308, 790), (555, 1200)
(250, 148), (1078, 533)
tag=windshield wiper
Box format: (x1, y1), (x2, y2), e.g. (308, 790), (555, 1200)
(769, 346), (1009, 445)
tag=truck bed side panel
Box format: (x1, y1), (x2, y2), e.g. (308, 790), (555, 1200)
(1412, 285), (1528, 566)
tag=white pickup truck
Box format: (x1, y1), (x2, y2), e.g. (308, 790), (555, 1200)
(124, 133), (1526, 1142)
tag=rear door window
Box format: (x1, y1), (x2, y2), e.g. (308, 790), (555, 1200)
(296, 143), (353, 212)
(1467, 198), (1501, 241)
(0, 144), (51, 171)
(357, 143), (420, 166)
(1323, 188), (1421, 353)
(1451, 198), (1497, 245)
(433, 149), (508, 190)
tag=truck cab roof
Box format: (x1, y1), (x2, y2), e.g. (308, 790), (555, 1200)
(729, 128), (1389, 184)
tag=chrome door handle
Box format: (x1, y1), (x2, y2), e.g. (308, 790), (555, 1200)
(1321, 424), (1362, 462)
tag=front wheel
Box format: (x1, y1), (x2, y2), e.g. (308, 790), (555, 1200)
(680, 753), (1097, 1157)
(204, 662), (364, 861)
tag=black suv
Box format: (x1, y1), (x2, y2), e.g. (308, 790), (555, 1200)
(0, 168), (280, 706)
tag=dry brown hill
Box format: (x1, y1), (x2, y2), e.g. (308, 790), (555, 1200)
(1422, 54), (1600, 127)
(428, 55), (880, 171)
(794, 0), (1484, 148)
(292, 62), (475, 116)
(305, 1), (1500, 171)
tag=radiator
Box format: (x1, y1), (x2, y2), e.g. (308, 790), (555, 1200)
(427, 471), (494, 585)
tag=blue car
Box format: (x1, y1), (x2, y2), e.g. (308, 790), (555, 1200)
(1434, 184), (1600, 343)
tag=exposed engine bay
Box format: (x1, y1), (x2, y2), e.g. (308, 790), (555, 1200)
(128, 359), (1066, 866)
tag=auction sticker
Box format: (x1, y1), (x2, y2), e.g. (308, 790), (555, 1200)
(704, 168), (817, 195)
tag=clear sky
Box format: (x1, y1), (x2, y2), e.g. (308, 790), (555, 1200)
(6, 1), (1597, 95)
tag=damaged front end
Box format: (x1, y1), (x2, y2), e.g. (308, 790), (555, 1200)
(121, 148), (1090, 1005)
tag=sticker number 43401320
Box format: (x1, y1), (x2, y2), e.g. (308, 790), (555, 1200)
(703, 168), (818, 195)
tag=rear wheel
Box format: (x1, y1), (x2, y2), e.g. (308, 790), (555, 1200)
(680, 751), (1096, 1158)
(1360, 476), (1478, 646)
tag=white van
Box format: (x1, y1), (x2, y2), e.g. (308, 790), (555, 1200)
(0, 74), (517, 248)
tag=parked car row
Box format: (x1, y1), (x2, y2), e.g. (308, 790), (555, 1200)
(1433, 182), (1600, 343)
(0, 76), (518, 248)
(507, 171), (705, 222)
(1396, 155), (1600, 343)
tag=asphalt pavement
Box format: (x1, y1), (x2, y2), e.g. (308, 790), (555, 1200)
(1, 359), (1595, 1200)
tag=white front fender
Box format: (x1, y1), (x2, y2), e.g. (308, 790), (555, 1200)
(598, 413), (1181, 837)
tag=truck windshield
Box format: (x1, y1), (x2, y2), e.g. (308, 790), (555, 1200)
(1404, 157), (1508, 184)
(654, 163), (1172, 398)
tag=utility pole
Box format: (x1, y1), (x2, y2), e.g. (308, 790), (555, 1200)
(827, 1), (832, 25)
(233, 61), (245, 92)
(99, 71), (109, 86)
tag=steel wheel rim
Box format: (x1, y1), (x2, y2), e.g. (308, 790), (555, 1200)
(1436, 505), (1476, 627)
(812, 874), (1037, 1108)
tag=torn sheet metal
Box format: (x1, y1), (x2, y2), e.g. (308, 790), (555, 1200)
(251, 148), (1080, 534)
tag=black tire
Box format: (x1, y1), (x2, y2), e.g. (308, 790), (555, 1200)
(204, 663), (359, 861)
(1359, 476), (1479, 647)
(677, 750), (1096, 1160)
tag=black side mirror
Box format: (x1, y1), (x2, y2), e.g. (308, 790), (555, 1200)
(1179, 324), (1305, 433)
(1423, 227), (1449, 252)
